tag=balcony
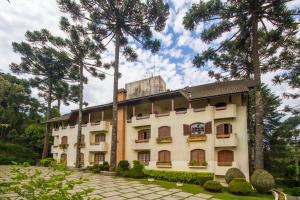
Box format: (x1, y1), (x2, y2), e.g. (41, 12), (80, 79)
(51, 145), (58, 154)
(89, 142), (109, 152)
(90, 121), (110, 132)
(188, 161), (208, 169)
(132, 140), (150, 150)
(156, 161), (172, 168)
(214, 104), (236, 119)
(131, 116), (151, 127)
(215, 133), (238, 148)
(59, 144), (69, 150)
(215, 161), (239, 176)
(187, 134), (207, 142)
(156, 137), (172, 144)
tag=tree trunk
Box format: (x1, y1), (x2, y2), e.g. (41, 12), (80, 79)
(42, 84), (52, 159)
(252, 14), (264, 169)
(57, 98), (61, 113)
(75, 65), (84, 168)
(110, 30), (120, 171)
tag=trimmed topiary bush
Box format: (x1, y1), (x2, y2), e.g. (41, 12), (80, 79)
(228, 178), (253, 195)
(251, 169), (275, 193)
(143, 170), (214, 185)
(225, 168), (245, 184)
(116, 160), (130, 176)
(126, 160), (144, 178)
(203, 180), (223, 192)
(102, 161), (109, 171)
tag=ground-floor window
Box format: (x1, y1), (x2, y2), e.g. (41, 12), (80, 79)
(94, 152), (105, 164)
(95, 133), (106, 143)
(190, 149), (206, 165)
(218, 150), (233, 166)
(138, 151), (150, 165)
(158, 150), (171, 163)
(60, 153), (67, 163)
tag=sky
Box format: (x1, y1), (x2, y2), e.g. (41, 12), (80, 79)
(0, 0), (299, 115)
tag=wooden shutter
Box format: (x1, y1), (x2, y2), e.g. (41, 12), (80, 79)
(158, 150), (170, 162)
(204, 122), (212, 134)
(158, 126), (170, 138)
(61, 136), (68, 144)
(228, 124), (232, 134)
(138, 130), (144, 140)
(158, 151), (164, 162)
(218, 150), (233, 163)
(80, 153), (84, 164)
(216, 124), (225, 135)
(183, 124), (191, 135)
(100, 133), (105, 142)
(165, 151), (170, 162)
(80, 135), (85, 144)
(191, 149), (205, 162)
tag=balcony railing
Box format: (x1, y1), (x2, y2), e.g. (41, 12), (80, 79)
(187, 134), (207, 142)
(59, 144), (69, 149)
(156, 161), (172, 168)
(215, 133), (238, 147)
(188, 160), (208, 168)
(156, 136), (172, 144)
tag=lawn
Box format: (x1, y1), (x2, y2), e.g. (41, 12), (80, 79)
(125, 177), (274, 200)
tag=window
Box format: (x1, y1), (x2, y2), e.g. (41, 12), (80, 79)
(94, 152), (105, 164)
(61, 136), (68, 144)
(80, 135), (85, 144)
(138, 151), (150, 165)
(190, 123), (205, 135)
(60, 153), (67, 163)
(80, 153), (84, 165)
(138, 129), (150, 140)
(216, 123), (232, 137)
(158, 126), (171, 138)
(95, 133), (106, 143)
(158, 150), (171, 162)
(190, 149), (205, 162)
(215, 102), (227, 110)
(218, 150), (233, 166)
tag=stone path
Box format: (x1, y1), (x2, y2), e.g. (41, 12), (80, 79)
(0, 165), (220, 200)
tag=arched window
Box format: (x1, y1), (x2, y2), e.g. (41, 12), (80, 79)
(158, 126), (171, 138)
(95, 133), (106, 143)
(60, 153), (67, 163)
(190, 123), (205, 135)
(61, 136), (68, 144)
(218, 150), (234, 166)
(215, 102), (227, 110)
(138, 129), (151, 140)
(158, 150), (171, 162)
(80, 153), (84, 165)
(138, 151), (150, 165)
(190, 149), (205, 163)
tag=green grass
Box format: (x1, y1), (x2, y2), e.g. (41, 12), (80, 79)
(125, 177), (274, 200)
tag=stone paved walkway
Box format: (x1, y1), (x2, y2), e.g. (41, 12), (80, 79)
(0, 165), (220, 200)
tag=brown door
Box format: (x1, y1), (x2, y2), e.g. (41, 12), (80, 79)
(190, 149), (205, 162)
(158, 150), (170, 162)
(218, 150), (233, 166)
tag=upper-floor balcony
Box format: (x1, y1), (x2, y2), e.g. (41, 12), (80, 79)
(51, 145), (59, 154)
(89, 142), (109, 152)
(215, 133), (238, 148)
(214, 104), (236, 119)
(131, 139), (151, 150)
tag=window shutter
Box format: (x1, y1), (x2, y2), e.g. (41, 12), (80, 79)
(159, 126), (170, 138)
(204, 122), (212, 134)
(229, 124), (232, 134)
(80, 135), (85, 144)
(166, 151), (170, 162)
(147, 130), (151, 139)
(183, 124), (191, 135)
(216, 124), (225, 135)
(138, 131), (144, 140)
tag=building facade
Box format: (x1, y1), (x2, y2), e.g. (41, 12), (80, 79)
(49, 76), (256, 179)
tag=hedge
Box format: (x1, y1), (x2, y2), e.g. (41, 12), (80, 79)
(143, 169), (214, 185)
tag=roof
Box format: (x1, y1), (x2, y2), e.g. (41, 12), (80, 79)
(46, 114), (70, 123)
(180, 79), (258, 100)
(47, 79), (258, 123)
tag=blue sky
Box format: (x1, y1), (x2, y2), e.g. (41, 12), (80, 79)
(0, 0), (299, 114)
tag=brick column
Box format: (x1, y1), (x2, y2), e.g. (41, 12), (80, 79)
(116, 89), (127, 164)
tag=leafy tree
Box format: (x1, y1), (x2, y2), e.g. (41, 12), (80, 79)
(183, 0), (299, 169)
(58, 0), (170, 170)
(10, 32), (74, 159)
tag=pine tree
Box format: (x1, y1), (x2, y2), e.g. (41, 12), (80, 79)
(10, 33), (74, 158)
(183, 0), (299, 169)
(58, 0), (169, 170)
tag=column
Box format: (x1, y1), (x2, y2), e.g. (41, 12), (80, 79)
(151, 102), (154, 114)
(101, 111), (104, 121)
(171, 99), (174, 111)
(133, 106), (136, 116)
(88, 112), (91, 123)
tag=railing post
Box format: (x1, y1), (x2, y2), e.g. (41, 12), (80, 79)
(171, 99), (174, 111)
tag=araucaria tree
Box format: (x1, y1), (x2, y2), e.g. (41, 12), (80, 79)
(10, 33), (73, 159)
(183, 0), (299, 169)
(58, 0), (169, 170)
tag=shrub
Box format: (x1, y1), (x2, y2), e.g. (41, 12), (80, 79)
(251, 169), (275, 193)
(116, 160), (130, 176)
(39, 158), (56, 167)
(285, 187), (300, 196)
(276, 178), (299, 188)
(228, 178), (253, 195)
(126, 160), (144, 178)
(203, 180), (223, 192)
(102, 161), (109, 171)
(143, 170), (214, 185)
(225, 168), (245, 184)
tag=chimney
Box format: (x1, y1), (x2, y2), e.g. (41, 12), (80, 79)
(118, 89), (127, 101)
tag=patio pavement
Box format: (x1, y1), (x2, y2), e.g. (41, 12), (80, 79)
(0, 165), (220, 200)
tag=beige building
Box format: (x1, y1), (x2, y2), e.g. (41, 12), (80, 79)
(49, 76), (256, 179)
